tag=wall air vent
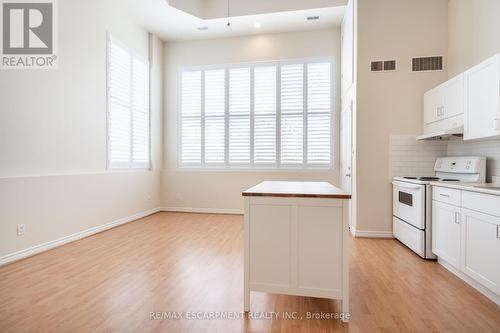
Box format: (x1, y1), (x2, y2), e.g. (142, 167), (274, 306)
(370, 60), (397, 72)
(412, 56), (443, 72)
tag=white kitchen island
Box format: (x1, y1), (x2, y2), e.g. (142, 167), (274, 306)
(242, 181), (351, 322)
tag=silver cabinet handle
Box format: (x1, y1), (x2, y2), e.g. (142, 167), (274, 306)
(454, 212), (460, 224)
(497, 225), (500, 239)
(440, 193), (450, 198)
(494, 118), (499, 131)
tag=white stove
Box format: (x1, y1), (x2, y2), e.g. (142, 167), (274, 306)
(392, 156), (486, 259)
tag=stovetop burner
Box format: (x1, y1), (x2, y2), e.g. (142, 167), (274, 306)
(418, 177), (440, 181)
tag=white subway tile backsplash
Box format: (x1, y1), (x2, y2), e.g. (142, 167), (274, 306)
(447, 138), (500, 182)
(389, 135), (447, 180)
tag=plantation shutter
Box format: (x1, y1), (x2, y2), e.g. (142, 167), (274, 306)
(228, 67), (251, 165)
(179, 58), (333, 169)
(280, 64), (304, 165)
(107, 37), (150, 169)
(181, 70), (202, 165)
(307, 62), (331, 164)
(204, 69), (226, 165)
(253, 65), (277, 165)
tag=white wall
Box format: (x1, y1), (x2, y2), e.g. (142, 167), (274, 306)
(355, 0), (448, 233)
(162, 29), (341, 211)
(447, 0), (500, 78)
(0, 0), (163, 259)
(446, 0), (500, 181)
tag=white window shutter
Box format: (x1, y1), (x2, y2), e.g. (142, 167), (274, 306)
(204, 69), (226, 165)
(179, 58), (333, 169)
(254, 66), (277, 165)
(131, 58), (150, 168)
(108, 37), (150, 169)
(229, 67), (251, 165)
(307, 62), (331, 165)
(280, 64), (304, 165)
(181, 71), (202, 165)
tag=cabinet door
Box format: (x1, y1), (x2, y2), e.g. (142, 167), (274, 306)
(424, 87), (442, 125)
(432, 201), (461, 268)
(443, 74), (464, 119)
(461, 208), (500, 295)
(464, 54), (500, 140)
(249, 205), (291, 287)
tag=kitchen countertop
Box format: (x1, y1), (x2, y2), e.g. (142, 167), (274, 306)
(430, 182), (500, 196)
(242, 181), (351, 199)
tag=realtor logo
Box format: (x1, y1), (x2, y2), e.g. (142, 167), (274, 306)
(1, 0), (58, 69)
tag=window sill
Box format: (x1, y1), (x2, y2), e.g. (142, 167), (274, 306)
(172, 167), (334, 173)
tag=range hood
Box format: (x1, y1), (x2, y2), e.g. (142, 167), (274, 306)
(416, 125), (464, 140)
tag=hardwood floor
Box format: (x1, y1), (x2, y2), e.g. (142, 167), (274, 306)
(0, 212), (499, 332)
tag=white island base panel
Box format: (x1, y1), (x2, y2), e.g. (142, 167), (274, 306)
(243, 195), (350, 323)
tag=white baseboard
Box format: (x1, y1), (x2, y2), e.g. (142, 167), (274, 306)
(160, 207), (244, 215)
(352, 230), (394, 238)
(0, 207), (160, 267)
(438, 258), (500, 306)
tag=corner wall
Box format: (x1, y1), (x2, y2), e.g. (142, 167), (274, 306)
(0, 0), (163, 260)
(355, 0), (448, 233)
(161, 29), (341, 211)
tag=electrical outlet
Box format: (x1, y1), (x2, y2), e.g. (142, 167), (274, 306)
(17, 224), (26, 236)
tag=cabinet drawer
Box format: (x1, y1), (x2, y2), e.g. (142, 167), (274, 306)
(462, 191), (500, 217)
(433, 186), (461, 206)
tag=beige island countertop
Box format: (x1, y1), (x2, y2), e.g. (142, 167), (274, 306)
(242, 181), (351, 199)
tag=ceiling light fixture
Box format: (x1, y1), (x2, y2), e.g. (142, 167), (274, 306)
(254, 22), (261, 29)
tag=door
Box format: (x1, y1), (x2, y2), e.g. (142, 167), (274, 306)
(461, 208), (500, 294)
(424, 87), (442, 125)
(340, 101), (352, 194)
(392, 181), (425, 229)
(443, 74), (464, 119)
(432, 201), (461, 268)
(464, 54), (500, 140)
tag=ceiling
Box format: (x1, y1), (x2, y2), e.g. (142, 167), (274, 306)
(123, 0), (346, 42)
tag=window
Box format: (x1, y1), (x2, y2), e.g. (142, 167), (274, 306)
(107, 36), (150, 169)
(180, 58), (333, 169)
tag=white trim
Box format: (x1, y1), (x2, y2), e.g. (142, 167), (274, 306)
(438, 258), (500, 306)
(352, 230), (395, 238)
(160, 207), (244, 215)
(0, 208), (160, 267)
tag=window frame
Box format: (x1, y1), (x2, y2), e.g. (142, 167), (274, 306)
(106, 33), (151, 170)
(178, 57), (335, 170)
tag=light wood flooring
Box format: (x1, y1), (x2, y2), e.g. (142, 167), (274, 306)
(0, 212), (499, 332)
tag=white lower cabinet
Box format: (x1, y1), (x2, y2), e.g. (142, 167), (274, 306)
(432, 186), (500, 304)
(432, 201), (461, 269)
(461, 208), (500, 295)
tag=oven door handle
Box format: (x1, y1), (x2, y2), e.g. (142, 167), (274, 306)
(392, 181), (422, 190)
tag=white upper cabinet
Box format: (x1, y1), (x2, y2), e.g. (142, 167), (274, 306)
(341, 0), (354, 96)
(423, 74), (464, 132)
(424, 86), (442, 125)
(464, 54), (500, 140)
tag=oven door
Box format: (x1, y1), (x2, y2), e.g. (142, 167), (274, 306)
(392, 181), (426, 230)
